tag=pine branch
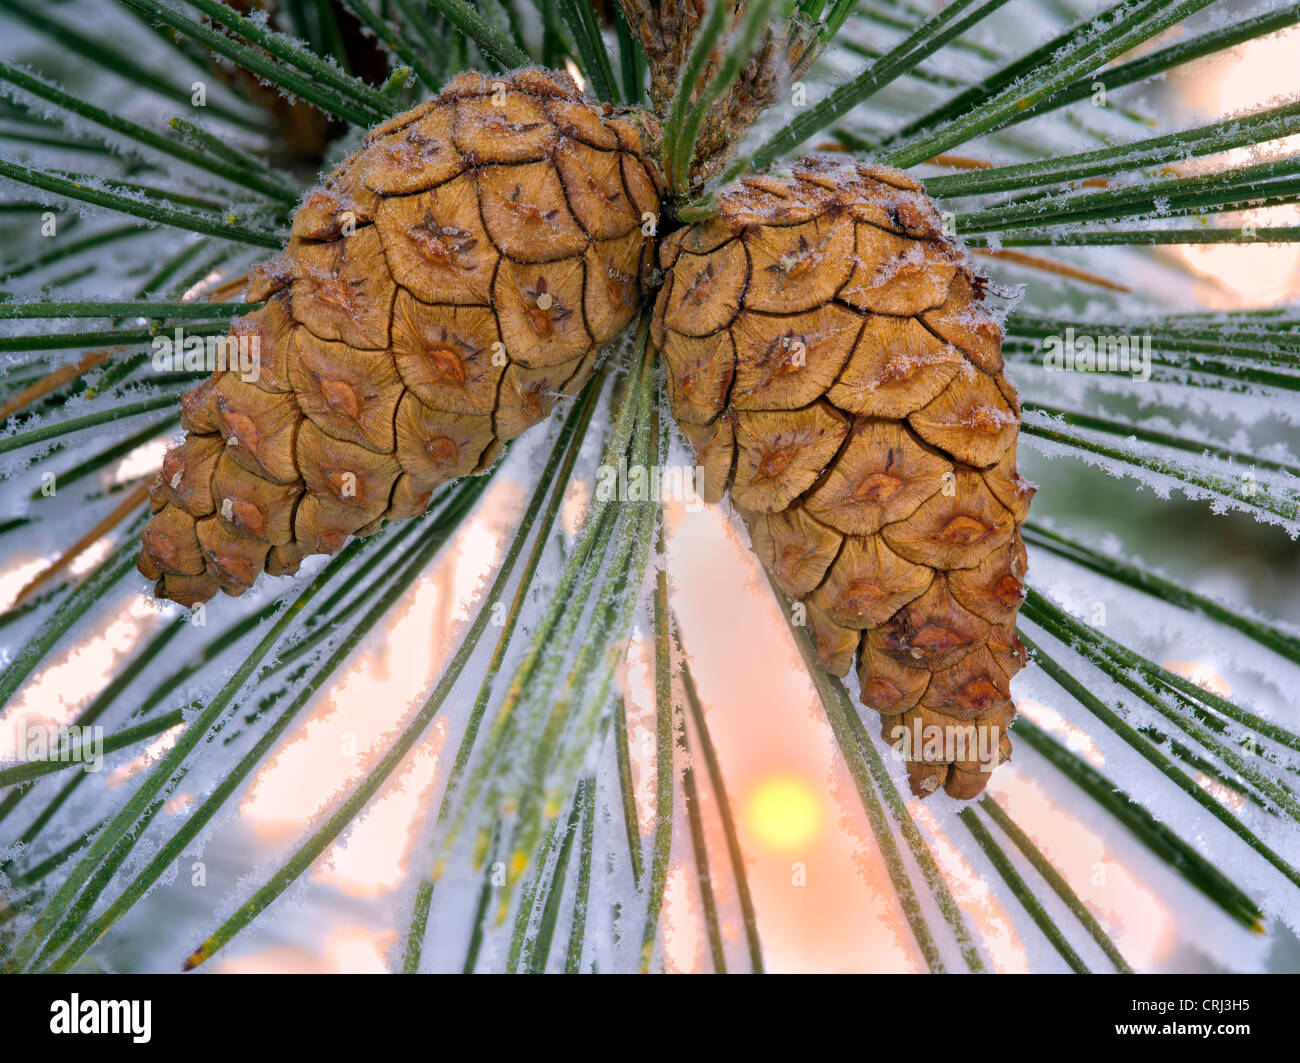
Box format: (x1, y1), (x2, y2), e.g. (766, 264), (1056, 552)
(676, 611), (765, 972)
(716, 0), (1012, 189)
(0, 323), (230, 353)
(0, 300), (254, 320)
(614, 2), (648, 105)
(1020, 410), (1300, 529)
(1024, 402), (1300, 480)
(337, 0), (442, 92)
(882, 0), (1219, 169)
(0, 393), (180, 457)
(1024, 591), (1300, 757)
(0, 60), (297, 203)
(1003, 339), (1300, 393)
(955, 155), (1300, 235)
(523, 776), (588, 971)
(167, 117), (285, 187)
(957, 807), (1090, 973)
(1019, 3), (1300, 125)
(0, 527), (143, 717)
(508, 369), (661, 899)
(395, 0), (457, 80)
(927, 100), (1300, 199)
(661, 0), (734, 197)
(968, 227), (1300, 247)
(0, 0), (262, 129)
(641, 471), (674, 972)
(556, 0), (618, 103)
(1021, 522), (1300, 667)
(853, 1), (1000, 60)
(1014, 716), (1264, 931)
(403, 380), (603, 971)
(1023, 594), (1300, 813)
(177, 475), (518, 972)
(0, 158), (284, 247)
(1008, 314), (1300, 363)
(612, 694), (644, 883)
(118, 0), (381, 126)
(423, 0), (530, 71)
(836, 35), (969, 90)
(1021, 626), (1300, 888)
(436, 326), (653, 875)
(3, 224), (149, 282)
(562, 773), (597, 971)
(44, 485), (489, 972)
(977, 797), (1133, 973)
(177, 0), (396, 115)
(7, 543), (353, 969)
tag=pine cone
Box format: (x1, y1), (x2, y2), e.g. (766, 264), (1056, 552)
(653, 158), (1035, 799)
(138, 69), (663, 606)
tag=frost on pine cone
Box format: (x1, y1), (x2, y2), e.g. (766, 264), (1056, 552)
(653, 158), (1034, 799)
(138, 68), (662, 606)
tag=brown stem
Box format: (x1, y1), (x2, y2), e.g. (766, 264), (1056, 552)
(974, 248), (1131, 293)
(0, 350), (111, 421)
(15, 482), (151, 605)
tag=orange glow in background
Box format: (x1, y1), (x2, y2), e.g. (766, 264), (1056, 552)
(1171, 27), (1300, 305)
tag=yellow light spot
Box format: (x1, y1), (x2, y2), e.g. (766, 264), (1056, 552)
(746, 775), (822, 852)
